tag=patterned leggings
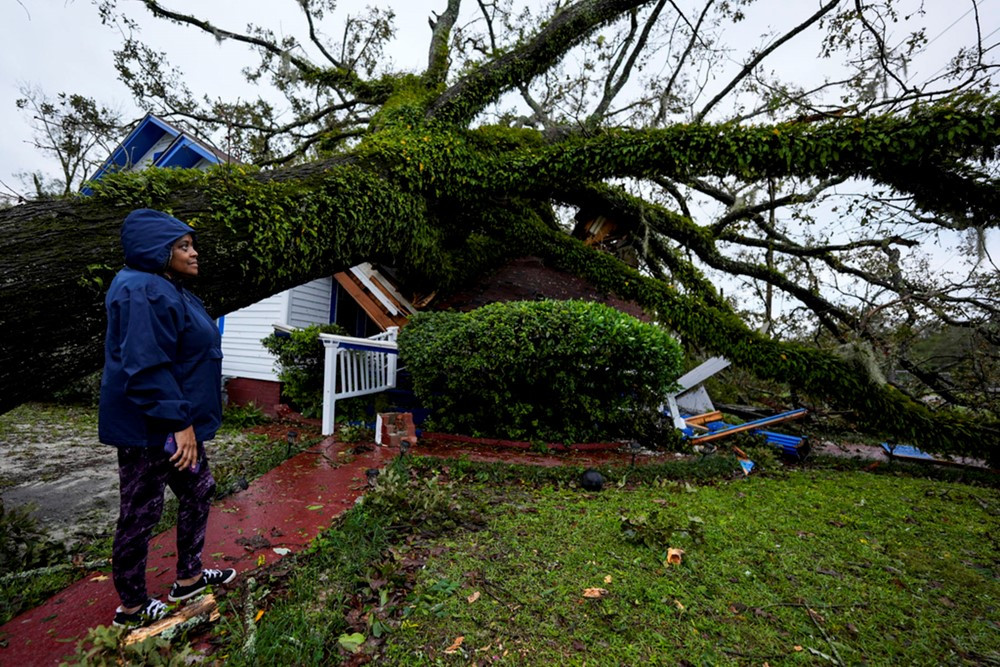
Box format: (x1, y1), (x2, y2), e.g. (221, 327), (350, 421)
(112, 443), (216, 608)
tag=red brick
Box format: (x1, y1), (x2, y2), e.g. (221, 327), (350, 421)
(225, 378), (281, 417)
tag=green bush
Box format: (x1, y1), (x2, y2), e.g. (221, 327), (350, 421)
(399, 300), (683, 443)
(220, 401), (269, 431)
(261, 323), (347, 418)
(0, 499), (65, 577)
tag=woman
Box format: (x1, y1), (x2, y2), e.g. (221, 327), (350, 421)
(99, 208), (236, 628)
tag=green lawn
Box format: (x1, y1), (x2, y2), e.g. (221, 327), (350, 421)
(216, 460), (999, 666)
(382, 470), (998, 665)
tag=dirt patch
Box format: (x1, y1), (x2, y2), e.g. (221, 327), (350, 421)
(0, 403), (250, 549)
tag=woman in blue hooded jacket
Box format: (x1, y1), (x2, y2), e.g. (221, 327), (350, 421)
(99, 208), (235, 627)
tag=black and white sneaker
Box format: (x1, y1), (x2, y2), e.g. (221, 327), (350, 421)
(168, 568), (237, 602)
(112, 598), (168, 628)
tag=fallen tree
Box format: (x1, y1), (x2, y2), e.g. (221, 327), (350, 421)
(2, 0), (998, 460)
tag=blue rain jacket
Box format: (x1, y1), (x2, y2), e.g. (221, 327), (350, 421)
(98, 209), (223, 447)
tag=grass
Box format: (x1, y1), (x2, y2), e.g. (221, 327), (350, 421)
(215, 460), (1000, 666)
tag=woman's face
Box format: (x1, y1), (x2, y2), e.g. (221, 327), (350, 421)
(166, 234), (199, 278)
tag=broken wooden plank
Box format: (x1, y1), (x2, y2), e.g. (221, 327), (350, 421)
(674, 357), (731, 393)
(333, 271), (407, 330)
(688, 408), (808, 444)
(684, 411), (723, 426)
(124, 594), (219, 645)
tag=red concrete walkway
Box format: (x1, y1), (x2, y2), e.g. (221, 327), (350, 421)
(0, 437), (393, 665)
(0, 434), (633, 665)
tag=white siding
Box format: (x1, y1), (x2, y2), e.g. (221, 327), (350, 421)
(288, 277), (333, 328)
(220, 291), (290, 381)
(133, 134), (176, 171)
(220, 278), (333, 382)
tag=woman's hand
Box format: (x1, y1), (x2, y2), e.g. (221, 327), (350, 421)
(170, 425), (199, 470)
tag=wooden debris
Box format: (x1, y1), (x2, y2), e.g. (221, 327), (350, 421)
(689, 408), (808, 444)
(124, 594), (219, 645)
(684, 410), (723, 426)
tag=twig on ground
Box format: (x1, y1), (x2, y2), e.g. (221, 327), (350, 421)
(807, 605), (845, 666)
(760, 602), (867, 609)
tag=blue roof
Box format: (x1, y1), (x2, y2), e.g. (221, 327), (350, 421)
(81, 113), (228, 194)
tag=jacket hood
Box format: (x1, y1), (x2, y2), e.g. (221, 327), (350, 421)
(121, 208), (196, 273)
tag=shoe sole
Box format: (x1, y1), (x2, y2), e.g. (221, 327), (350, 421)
(168, 570), (237, 602)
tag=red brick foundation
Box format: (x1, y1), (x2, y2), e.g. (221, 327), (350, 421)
(225, 378), (281, 417)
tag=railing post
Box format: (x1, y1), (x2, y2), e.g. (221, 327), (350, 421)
(386, 326), (399, 387)
(321, 340), (341, 436)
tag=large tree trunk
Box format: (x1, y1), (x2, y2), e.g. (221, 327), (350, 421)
(1, 199), (133, 411)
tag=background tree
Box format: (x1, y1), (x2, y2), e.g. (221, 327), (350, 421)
(1, 0), (997, 459)
(6, 86), (124, 201)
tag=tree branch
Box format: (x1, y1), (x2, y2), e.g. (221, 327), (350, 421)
(427, 0), (653, 124)
(557, 183), (856, 337)
(711, 177), (846, 234)
(655, 0), (715, 125)
(139, 0), (318, 74)
(301, 0), (345, 68)
(693, 0), (842, 123)
(853, 0), (914, 95)
(425, 0), (463, 86)
(588, 0), (668, 125)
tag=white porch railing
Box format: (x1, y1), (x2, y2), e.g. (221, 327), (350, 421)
(319, 327), (399, 435)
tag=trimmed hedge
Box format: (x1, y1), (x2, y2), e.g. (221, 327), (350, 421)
(399, 300), (683, 443)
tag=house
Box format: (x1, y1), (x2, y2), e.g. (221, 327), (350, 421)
(86, 113), (417, 414)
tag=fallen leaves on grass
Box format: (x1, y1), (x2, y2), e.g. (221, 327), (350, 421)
(467, 591), (480, 604)
(666, 547), (685, 565)
(582, 588), (609, 599)
(444, 636), (464, 654)
(807, 608), (826, 624)
(338, 632), (365, 654)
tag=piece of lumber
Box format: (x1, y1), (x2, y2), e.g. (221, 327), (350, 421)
(684, 411), (723, 426)
(881, 443), (971, 468)
(673, 357), (731, 393)
(124, 594), (219, 645)
(333, 271), (405, 330)
(689, 408), (808, 444)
